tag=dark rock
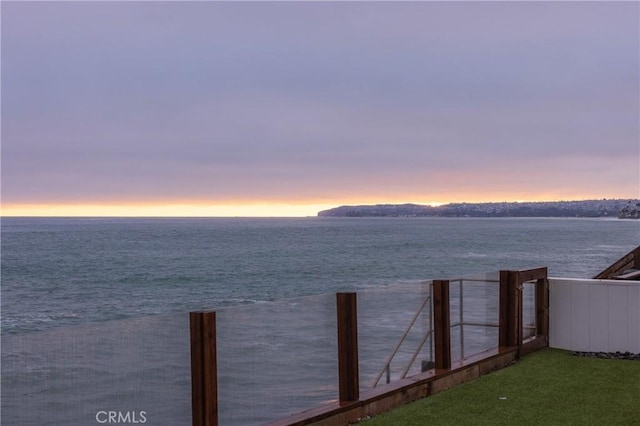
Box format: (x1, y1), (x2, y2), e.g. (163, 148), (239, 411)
(572, 351), (640, 361)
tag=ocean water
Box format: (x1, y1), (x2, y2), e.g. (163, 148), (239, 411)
(2, 216), (638, 336)
(1, 217), (639, 425)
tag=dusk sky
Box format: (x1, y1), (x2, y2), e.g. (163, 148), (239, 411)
(2, 1), (639, 216)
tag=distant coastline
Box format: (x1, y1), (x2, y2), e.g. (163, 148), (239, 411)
(317, 199), (640, 218)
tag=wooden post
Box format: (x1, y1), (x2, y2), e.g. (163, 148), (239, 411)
(536, 277), (549, 338)
(190, 311), (218, 426)
(337, 292), (359, 404)
(432, 280), (451, 370)
(499, 271), (507, 347)
(499, 271), (519, 352)
(516, 272), (523, 359)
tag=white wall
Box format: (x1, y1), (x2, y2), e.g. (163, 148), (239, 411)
(549, 278), (640, 353)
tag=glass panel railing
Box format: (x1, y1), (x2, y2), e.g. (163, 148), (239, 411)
(1, 313), (191, 426)
(450, 272), (500, 362)
(2, 270), (538, 425)
(214, 293), (337, 425)
(2, 294), (338, 426)
(357, 281), (433, 390)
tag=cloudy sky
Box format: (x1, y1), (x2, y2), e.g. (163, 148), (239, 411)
(2, 1), (638, 216)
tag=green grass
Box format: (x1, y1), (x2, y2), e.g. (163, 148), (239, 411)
(362, 349), (640, 425)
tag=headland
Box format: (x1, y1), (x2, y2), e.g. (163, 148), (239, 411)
(318, 199), (640, 218)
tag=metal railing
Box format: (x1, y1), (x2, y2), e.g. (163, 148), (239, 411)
(373, 276), (510, 387)
(450, 277), (500, 361)
(189, 267), (550, 425)
(371, 285), (433, 388)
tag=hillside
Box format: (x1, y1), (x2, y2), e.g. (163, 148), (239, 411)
(317, 200), (640, 218)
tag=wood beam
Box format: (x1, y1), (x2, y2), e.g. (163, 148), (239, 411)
(433, 280), (451, 370)
(190, 311), (218, 426)
(337, 293), (359, 403)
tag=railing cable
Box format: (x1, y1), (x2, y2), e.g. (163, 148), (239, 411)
(371, 292), (431, 388)
(400, 329), (433, 379)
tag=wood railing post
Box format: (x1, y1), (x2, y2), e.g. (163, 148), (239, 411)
(432, 280), (451, 370)
(536, 277), (549, 338)
(190, 311), (218, 426)
(499, 271), (519, 354)
(337, 292), (359, 404)
(516, 272), (524, 358)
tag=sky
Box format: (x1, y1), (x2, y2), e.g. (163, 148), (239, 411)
(2, 1), (639, 217)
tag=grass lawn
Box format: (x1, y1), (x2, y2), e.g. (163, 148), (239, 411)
(361, 349), (640, 425)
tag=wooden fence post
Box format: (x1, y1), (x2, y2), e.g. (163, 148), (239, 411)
(499, 271), (519, 353)
(432, 280), (451, 370)
(190, 311), (218, 426)
(337, 292), (359, 404)
(536, 278), (549, 338)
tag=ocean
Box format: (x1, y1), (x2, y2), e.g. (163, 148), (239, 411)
(1, 217), (639, 424)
